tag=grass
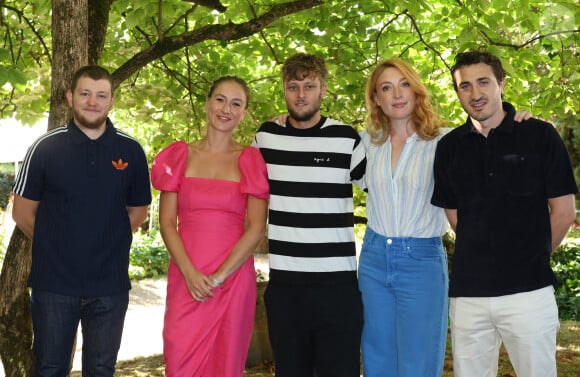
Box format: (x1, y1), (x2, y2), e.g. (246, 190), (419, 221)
(70, 320), (579, 377)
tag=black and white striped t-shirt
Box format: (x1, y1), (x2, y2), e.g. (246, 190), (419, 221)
(254, 117), (366, 284)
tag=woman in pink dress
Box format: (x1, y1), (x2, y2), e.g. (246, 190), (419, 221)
(151, 76), (269, 377)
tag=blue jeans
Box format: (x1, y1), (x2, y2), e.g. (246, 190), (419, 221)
(358, 227), (449, 377)
(30, 289), (129, 377)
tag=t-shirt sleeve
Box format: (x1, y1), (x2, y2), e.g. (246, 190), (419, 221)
(239, 146), (270, 199)
(358, 131), (372, 192)
(431, 136), (456, 209)
(151, 141), (188, 192)
(350, 129), (367, 189)
(12, 138), (46, 201)
(542, 123), (578, 197)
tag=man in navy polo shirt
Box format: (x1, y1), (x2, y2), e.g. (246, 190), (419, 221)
(431, 50), (577, 377)
(12, 65), (152, 377)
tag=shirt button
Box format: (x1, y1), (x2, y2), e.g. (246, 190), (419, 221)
(387, 239), (393, 244)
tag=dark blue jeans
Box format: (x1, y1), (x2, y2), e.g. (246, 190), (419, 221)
(30, 289), (129, 377)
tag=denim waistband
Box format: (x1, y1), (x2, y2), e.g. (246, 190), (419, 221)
(363, 226), (442, 248)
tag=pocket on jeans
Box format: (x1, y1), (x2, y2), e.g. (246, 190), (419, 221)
(358, 245), (383, 280)
(359, 243), (382, 264)
(407, 245), (442, 261)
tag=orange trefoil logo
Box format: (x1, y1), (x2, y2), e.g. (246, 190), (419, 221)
(112, 158), (129, 171)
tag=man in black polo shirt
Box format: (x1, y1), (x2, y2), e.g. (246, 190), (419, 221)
(12, 65), (152, 377)
(431, 50), (577, 377)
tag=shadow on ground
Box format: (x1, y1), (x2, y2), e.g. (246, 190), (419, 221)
(70, 355), (274, 377)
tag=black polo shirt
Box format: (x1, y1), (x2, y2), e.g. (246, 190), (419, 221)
(13, 119), (152, 297)
(431, 102), (577, 297)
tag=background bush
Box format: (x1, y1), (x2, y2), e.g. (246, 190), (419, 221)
(552, 228), (580, 321)
(129, 231), (169, 280)
(0, 170), (15, 209)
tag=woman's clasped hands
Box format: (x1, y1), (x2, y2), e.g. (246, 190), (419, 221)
(184, 269), (223, 302)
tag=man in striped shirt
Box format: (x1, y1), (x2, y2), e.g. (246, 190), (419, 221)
(253, 53), (366, 377)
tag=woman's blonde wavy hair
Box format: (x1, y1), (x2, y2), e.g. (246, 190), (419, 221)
(365, 58), (444, 145)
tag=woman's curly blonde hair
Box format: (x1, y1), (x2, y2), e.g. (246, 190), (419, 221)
(365, 58), (444, 145)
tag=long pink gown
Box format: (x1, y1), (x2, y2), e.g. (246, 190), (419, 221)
(151, 141), (269, 377)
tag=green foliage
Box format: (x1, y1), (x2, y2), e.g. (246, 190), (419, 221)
(129, 231), (169, 280)
(552, 229), (580, 321)
(0, 170), (15, 208)
(1, 0), (577, 159)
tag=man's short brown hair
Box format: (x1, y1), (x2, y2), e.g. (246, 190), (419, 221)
(282, 53), (328, 84)
(71, 65), (114, 93)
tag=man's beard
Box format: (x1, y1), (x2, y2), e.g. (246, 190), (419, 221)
(73, 109), (108, 129)
(288, 103), (321, 122)
(462, 104), (493, 123)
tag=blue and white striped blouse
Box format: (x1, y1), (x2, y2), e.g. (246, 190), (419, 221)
(361, 128), (451, 238)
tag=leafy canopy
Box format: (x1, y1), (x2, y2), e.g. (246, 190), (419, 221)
(0, 0), (577, 156)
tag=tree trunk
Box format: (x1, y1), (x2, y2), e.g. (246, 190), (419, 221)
(48, 0), (89, 130)
(88, 0), (109, 65)
(0, 227), (33, 377)
(0, 1), (89, 375)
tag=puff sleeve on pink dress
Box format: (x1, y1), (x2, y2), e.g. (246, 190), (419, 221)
(150, 141), (188, 192)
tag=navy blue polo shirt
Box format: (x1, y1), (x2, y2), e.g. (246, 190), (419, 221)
(431, 102), (577, 297)
(13, 119), (152, 297)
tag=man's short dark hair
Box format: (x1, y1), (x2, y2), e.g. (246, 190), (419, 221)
(451, 50), (506, 91)
(70, 65), (114, 93)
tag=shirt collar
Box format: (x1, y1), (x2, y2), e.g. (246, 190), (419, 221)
(285, 116), (327, 130)
(67, 117), (116, 146)
(384, 131), (420, 144)
(459, 101), (516, 138)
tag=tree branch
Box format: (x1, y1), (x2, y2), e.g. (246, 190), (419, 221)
(157, 0), (163, 41)
(182, 0), (227, 13)
(1, 4), (51, 64)
(372, 12), (403, 63)
(165, 3), (199, 36)
(112, 0), (323, 87)
(481, 28), (580, 50)
(247, 0), (281, 64)
(404, 10), (452, 72)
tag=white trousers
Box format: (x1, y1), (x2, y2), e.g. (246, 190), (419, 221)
(449, 286), (559, 377)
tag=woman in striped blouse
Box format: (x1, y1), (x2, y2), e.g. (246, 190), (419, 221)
(358, 58), (450, 377)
